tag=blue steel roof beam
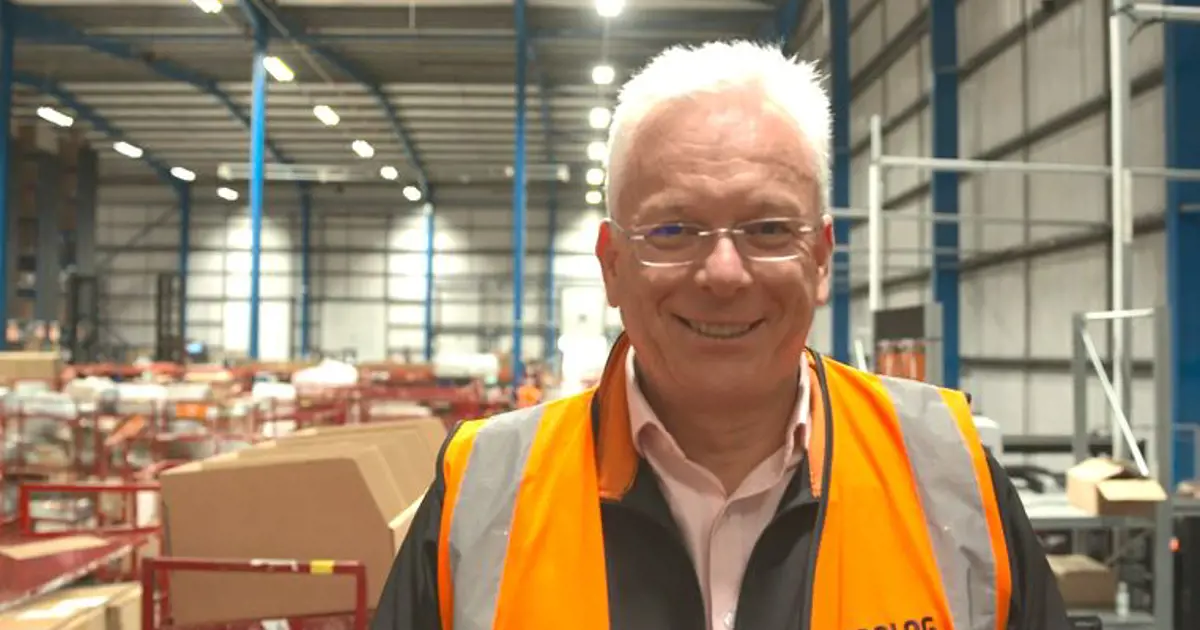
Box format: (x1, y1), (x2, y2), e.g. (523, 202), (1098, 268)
(13, 71), (174, 183)
(756, 0), (808, 51)
(240, 0), (431, 197)
(13, 5), (290, 165)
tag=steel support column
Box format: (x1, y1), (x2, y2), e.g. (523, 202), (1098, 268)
(34, 155), (60, 326)
(423, 202), (435, 362)
(1109, 2), (1135, 457)
(74, 146), (96, 275)
(0, 0), (15, 340)
(534, 45), (558, 366)
(545, 182), (558, 364)
(1164, 2), (1200, 484)
(176, 182), (190, 343)
(299, 182), (312, 357)
(930, 0), (960, 388)
(511, 0), (529, 382)
(829, 0), (851, 362)
(246, 6), (269, 360)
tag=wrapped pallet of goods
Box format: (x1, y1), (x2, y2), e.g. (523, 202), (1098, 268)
(156, 418), (446, 625)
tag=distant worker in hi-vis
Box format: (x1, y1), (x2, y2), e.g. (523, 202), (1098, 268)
(373, 41), (1070, 630)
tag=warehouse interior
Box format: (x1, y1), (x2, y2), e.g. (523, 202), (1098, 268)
(1, 0), (1200, 627)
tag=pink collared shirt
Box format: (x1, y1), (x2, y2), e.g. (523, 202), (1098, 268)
(625, 350), (810, 630)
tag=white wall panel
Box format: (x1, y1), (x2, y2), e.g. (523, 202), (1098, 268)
(886, 0), (922, 40)
(1025, 2), (1106, 131)
(850, 4), (885, 76)
(837, 0), (1167, 440)
(320, 301), (387, 361)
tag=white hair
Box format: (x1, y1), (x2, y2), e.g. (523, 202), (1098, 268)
(604, 40), (831, 216)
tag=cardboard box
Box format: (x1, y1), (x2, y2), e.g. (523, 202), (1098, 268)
(158, 420), (441, 626)
(1047, 554), (1117, 609)
(1066, 457), (1167, 518)
(0, 351), (62, 383)
(0, 582), (139, 630)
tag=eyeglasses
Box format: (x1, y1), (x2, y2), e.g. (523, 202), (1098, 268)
(608, 217), (819, 268)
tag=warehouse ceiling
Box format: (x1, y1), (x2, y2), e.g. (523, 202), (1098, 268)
(7, 0), (791, 207)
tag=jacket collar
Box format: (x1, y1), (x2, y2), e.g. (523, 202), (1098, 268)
(589, 332), (828, 501)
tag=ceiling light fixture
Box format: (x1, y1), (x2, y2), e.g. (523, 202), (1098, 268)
(595, 0), (624, 18)
(380, 166), (399, 180)
(262, 56), (295, 82)
(190, 0), (223, 13)
(588, 106), (612, 130)
(113, 141), (143, 159)
(351, 140), (375, 159)
(402, 185), (423, 202)
(586, 140), (607, 162)
(217, 187), (239, 201)
(170, 167), (197, 182)
(586, 167), (606, 187)
(586, 190), (603, 205)
(312, 105), (340, 126)
(591, 64), (615, 85)
(36, 106), (74, 128)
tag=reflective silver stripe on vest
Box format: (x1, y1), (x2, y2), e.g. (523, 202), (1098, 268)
(447, 405), (546, 630)
(878, 376), (998, 630)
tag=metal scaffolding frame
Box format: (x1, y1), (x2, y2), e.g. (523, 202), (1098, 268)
(865, 112), (1200, 461)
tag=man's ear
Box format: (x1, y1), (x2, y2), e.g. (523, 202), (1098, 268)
(596, 220), (620, 307)
(816, 213), (834, 306)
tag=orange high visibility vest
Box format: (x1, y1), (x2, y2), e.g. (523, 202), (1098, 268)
(436, 336), (1012, 630)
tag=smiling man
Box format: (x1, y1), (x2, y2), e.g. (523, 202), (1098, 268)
(372, 41), (1069, 630)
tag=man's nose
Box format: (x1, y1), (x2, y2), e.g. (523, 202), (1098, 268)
(696, 235), (752, 295)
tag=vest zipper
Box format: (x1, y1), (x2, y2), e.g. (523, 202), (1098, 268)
(796, 354), (835, 630)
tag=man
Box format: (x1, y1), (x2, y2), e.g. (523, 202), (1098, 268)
(373, 41), (1069, 630)
(515, 375), (542, 408)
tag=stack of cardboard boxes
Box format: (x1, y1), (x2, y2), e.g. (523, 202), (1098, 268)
(156, 417), (444, 626)
(1050, 457), (1168, 610)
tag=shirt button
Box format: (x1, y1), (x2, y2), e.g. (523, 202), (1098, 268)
(724, 611), (735, 629)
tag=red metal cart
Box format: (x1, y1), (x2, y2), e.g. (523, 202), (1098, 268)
(0, 481), (159, 613)
(140, 557), (369, 630)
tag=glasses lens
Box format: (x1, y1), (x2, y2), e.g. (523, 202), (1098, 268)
(738, 219), (808, 259)
(636, 223), (704, 265)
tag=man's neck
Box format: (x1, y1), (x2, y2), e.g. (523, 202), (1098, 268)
(635, 367), (800, 494)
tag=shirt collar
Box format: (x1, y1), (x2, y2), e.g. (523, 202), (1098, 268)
(624, 348), (811, 459)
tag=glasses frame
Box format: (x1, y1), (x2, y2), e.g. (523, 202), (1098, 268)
(607, 217), (820, 268)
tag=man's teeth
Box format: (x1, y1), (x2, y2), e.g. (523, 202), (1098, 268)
(685, 320), (756, 338)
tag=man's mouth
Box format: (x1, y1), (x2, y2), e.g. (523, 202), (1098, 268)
(675, 316), (764, 339)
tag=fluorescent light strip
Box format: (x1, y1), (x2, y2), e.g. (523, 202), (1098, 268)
(113, 141), (143, 159)
(596, 0), (624, 17)
(36, 106), (74, 128)
(380, 166), (399, 180)
(352, 140), (375, 159)
(217, 187), (239, 201)
(589, 107), (611, 130)
(191, 0), (223, 13)
(591, 64), (615, 85)
(170, 167), (196, 182)
(587, 140), (607, 162)
(585, 167), (606, 187)
(313, 105), (340, 126)
(262, 56), (295, 82)
(403, 185), (423, 202)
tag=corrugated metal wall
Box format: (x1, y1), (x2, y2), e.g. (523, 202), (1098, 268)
(798, 0), (1164, 452)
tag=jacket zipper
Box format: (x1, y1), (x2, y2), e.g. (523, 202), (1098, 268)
(796, 353), (834, 630)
